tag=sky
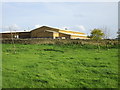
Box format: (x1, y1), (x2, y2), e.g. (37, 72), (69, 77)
(1, 2), (118, 38)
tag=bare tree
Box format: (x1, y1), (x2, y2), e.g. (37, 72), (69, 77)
(100, 26), (112, 39)
(9, 27), (16, 54)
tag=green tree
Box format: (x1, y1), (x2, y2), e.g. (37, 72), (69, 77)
(90, 29), (104, 40)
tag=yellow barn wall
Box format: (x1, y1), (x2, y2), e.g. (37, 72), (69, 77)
(53, 32), (59, 39)
(59, 30), (86, 35)
(59, 33), (71, 39)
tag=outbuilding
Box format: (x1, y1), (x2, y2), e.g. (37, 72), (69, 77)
(1, 26), (88, 39)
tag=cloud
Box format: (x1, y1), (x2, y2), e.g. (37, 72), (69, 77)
(35, 24), (41, 28)
(10, 24), (21, 30)
(1, 24), (21, 32)
(76, 25), (86, 31)
(34, 24), (49, 29)
(0, 26), (8, 30)
(73, 14), (85, 18)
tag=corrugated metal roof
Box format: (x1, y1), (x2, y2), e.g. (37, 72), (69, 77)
(0, 30), (31, 33)
(32, 26), (86, 35)
(1, 26), (87, 36)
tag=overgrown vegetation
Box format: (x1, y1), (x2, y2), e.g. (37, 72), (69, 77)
(88, 29), (104, 40)
(2, 43), (118, 88)
(2, 38), (118, 46)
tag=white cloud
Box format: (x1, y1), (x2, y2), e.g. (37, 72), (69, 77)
(0, 26), (8, 29)
(35, 24), (41, 28)
(76, 25), (86, 31)
(2, 0), (119, 2)
(73, 14), (85, 18)
(1, 24), (21, 31)
(10, 24), (20, 30)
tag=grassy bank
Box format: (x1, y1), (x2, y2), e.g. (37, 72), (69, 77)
(2, 44), (118, 88)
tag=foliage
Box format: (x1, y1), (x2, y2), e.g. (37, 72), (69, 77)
(2, 44), (118, 88)
(2, 39), (118, 47)
(90, 29), (104, 40)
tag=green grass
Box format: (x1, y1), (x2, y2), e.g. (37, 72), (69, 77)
(2, 44), (118, 88)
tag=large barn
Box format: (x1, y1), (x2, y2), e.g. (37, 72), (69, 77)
(1, 31), (31, 39)
(1, 26), (88, 39)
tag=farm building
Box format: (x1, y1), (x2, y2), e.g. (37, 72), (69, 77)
(1, 26), (88, 39)
(1, 31), (31, 39)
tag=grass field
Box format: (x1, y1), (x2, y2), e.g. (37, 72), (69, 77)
(2, 44), (118, 88)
